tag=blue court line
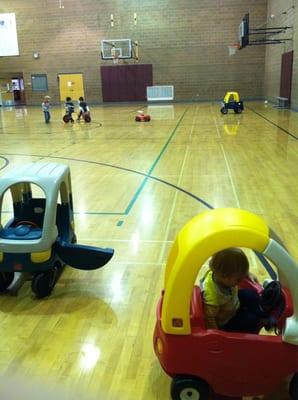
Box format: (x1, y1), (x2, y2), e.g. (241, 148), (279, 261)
(0, 150), (276, 278)
(247, 106), (298, 140)
(124, 107), (188, 215)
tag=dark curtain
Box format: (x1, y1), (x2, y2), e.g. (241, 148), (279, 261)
(280, 50), (293, 103)
(101, 64), (153, 102)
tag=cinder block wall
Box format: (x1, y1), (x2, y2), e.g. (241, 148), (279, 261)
(263, 0), (295, 106)
(0, 0), (267, 105)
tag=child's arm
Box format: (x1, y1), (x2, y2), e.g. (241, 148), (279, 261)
(203, 304), (220, 329)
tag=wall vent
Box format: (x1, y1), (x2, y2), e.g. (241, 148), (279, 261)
(146, 86), (174, 101)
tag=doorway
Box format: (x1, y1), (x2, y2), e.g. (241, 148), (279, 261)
(58, 74), (85, 103)
(0, 73), (26, 106)
(11, 77), (25, 104)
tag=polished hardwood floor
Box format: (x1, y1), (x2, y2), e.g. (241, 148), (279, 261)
(0, 102), (297, 399)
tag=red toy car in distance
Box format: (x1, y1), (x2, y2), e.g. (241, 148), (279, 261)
(135, 110), (151, 122)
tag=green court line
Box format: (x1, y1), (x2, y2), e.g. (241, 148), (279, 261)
(124, 107), (189, 215)
(0, 109), (189, 220)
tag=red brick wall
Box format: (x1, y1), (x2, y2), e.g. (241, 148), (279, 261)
(0, 0), (267, 104)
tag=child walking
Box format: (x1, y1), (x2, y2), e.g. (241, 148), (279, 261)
(41, 96), (51, 123)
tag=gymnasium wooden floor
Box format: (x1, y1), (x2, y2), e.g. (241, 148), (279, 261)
(0, 102), (297, 399)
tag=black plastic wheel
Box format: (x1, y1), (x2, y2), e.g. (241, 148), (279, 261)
(31, 268), (57, 298)
(220, 107), (228, 114)
(289, 373), (298, 400)
(234, 108), (242, 114)
(171, 376), (209, 400)
(0, 272), (15, 292)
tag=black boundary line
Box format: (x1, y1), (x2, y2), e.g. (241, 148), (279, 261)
(0, 156), (9, 170)
(0, 153), (276, 278)
(246, 105), (298, 140)
(0, 121), (103, 135)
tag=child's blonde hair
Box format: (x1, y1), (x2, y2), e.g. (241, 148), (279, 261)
(209, 248), (249, 278)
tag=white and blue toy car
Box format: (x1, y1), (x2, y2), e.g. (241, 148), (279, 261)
(0, 163), (114, 298)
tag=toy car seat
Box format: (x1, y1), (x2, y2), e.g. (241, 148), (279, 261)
(261, 280), (286, 331)
(190, 286), (206, 328)
(261, 280), (284, 312)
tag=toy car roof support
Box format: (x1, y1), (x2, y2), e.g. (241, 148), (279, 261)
(0, 163), (114, 271)
(223, 92), (240, 103)
(161, 208), (298, 345)
(0, 163), (71, 253)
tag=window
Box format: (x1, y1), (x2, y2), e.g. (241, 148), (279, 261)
(31, 74), (48, 91)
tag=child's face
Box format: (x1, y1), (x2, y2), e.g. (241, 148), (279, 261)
(213, 271), (244, 288)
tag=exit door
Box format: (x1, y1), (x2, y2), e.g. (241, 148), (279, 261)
(58, 74), (85, 102)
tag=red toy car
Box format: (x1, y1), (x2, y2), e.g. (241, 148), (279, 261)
(63, 114), (72, 123)
(153, 208), (298, 399)
(83, 111), (91, 123)
(135, 111), (151, 122)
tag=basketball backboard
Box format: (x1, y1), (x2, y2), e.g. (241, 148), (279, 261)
(239, 13), (249, 49)
(237, 11), (292, 49)
(101, 39), (132, 59)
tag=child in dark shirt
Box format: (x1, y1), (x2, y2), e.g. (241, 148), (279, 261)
(77, 96), (90, 121)
(65, 96), (75, 123)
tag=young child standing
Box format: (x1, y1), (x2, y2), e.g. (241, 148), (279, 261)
(41, 96), (51, 123)
(200, 248), (269, 333)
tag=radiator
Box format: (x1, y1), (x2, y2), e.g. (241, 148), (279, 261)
(146, 85), (174, 101)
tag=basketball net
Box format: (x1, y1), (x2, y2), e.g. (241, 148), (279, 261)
(228, 44), (240, 56)
(111, 46), (119, 64)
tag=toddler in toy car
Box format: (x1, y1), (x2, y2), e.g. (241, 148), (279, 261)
(200, 248), (273, 333)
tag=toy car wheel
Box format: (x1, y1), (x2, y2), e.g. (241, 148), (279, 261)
(220, 107), (228, 114)
(234, 108), (242, 114)
(289, 373), (298, 399)
(0, 272), (15, 292)
(171, 376), (209, 400)
(31, 267), (58, 298)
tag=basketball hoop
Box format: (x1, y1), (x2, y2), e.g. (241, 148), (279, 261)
(111, 45), (119, 64)
(228, 44), (240, 56)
